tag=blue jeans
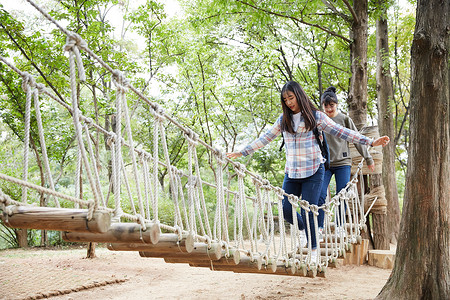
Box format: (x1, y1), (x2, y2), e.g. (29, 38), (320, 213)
(282, 164), (324, 249)
(318, 165), (351, 228)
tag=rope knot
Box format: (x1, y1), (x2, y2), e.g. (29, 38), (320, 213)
(234, 162), (246, 178)
(299, 199), (311, 212)
(184, 129), (199, 145)
(252, 175), (263, 187)
(21, 72), (36, 91)
(275, 187), (285, 200)
(35, 83), (46, 94)
(173, 225), (183, 241)
(64, 33), (87, 51)
(310, 204), (319, 216)
(152, 104), (165, 122)
(287, 194), (298, 208)
(213, 148), (226, 164)
(112, 70), (129, 92)
(86, 200), (95, 220)
(106, 132), (116, 146)
(64, 33), (86, 82)
(136, 214), (147, 231)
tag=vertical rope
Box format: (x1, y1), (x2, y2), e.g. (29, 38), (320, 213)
(115, 71), (145, 218)
(192, 141), (212, 239)
(83, 123), (105, 207)
(20, 74), (32, 204)
(152, 112), (160, 221)
(67, 47), (99, 216)
(140, 152), (150, 219)
(33, 87), (59, 207)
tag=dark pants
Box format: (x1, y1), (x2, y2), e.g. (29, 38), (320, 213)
(282, 164), (324, 249)
(318, 165), (351, 228)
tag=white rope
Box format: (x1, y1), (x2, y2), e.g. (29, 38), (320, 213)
(20, 73), (32, 204)
(2, 0), (376, 272)
(32, 86), (59, 207)
(67, 49), (99, 213)
(83, 123), (106, 207)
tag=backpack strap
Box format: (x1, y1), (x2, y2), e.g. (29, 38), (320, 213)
(279, 133), (285, 151)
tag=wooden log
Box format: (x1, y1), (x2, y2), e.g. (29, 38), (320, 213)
(359, 239), (369, 265)
(1, 205), (110, 233)
(300, 248), (340, 256)
(184, 249), (241, 267)
(306, 265), (317, 278)
(293, 254), (333, 266)
(368, 249), (395, 269)
(108, 233), (194, 253)
(136, 241), (222, 260)
(63, 222), (160, 244)
(327, 257), (344, 268)
(316, 266), (327, 278)
(186, 253), (240, 267)
(205, 255), (263, 273)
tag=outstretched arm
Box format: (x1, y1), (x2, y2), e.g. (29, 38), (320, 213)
(371, 136), (390, 147)
(226, 152), (243, 159)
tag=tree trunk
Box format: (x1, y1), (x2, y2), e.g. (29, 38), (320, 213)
(371, 174), (389, 250)
(375, 1), (400, 245)
(377, 0), (450, 298)
(17, 229), (28, 248)
(87, 242), (97, 258)
(347, 0), (368, 129)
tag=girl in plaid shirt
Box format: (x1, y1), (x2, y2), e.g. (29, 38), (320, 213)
(227, 81), (390, 262)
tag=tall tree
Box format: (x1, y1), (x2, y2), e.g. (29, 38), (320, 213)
(347, 0), (369, 129)
(377, 0), (449, 298)
(375, 0), (400, 247)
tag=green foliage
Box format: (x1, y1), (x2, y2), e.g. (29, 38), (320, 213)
(0, 0), (415, 244)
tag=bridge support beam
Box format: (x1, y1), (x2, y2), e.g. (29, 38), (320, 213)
(62, 222), (160, 244)
(1, 205), (110, 233)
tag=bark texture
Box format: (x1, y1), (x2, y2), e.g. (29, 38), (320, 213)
(375, 2), (400, 245)
(377, 0), (450, 298)
(348, 0), (368, 129)
(371, 175), (389, 250)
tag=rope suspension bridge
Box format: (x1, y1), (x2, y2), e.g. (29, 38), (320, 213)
(0, 0), (371, 278)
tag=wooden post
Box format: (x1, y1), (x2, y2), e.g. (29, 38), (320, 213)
(1, 206), (110, 233)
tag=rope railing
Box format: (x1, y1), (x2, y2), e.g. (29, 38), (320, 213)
(0, 0), (370, 276)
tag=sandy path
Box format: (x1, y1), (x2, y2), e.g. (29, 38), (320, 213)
(0, 246), (391, 299)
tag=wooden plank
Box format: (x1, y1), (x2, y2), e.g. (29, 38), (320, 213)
(63, 222), (160, 244)
(1, 205), (110, 233)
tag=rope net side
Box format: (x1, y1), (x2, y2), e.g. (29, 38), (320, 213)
(0, 0), (369, 277)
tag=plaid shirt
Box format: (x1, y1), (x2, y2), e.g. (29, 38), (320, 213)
(241, 111), (374, 179)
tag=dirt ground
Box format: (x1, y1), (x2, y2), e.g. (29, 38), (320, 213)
(0, 245), (392, 300)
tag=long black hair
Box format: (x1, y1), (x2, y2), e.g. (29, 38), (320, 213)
(280, 81), (318, 134)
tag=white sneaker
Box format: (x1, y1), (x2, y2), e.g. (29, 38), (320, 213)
(299, 229), (307, 248)
(310, 249), (318, 265)
(318, 227), (324, 242)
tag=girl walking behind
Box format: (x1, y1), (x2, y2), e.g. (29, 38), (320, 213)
(226, 81), (390, 263)
(317, 86), (375, 241)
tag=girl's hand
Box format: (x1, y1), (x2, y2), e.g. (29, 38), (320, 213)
(372, 136), (390, 147)
(226, 152), (243, 159)
(367, 163), (375, 172)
